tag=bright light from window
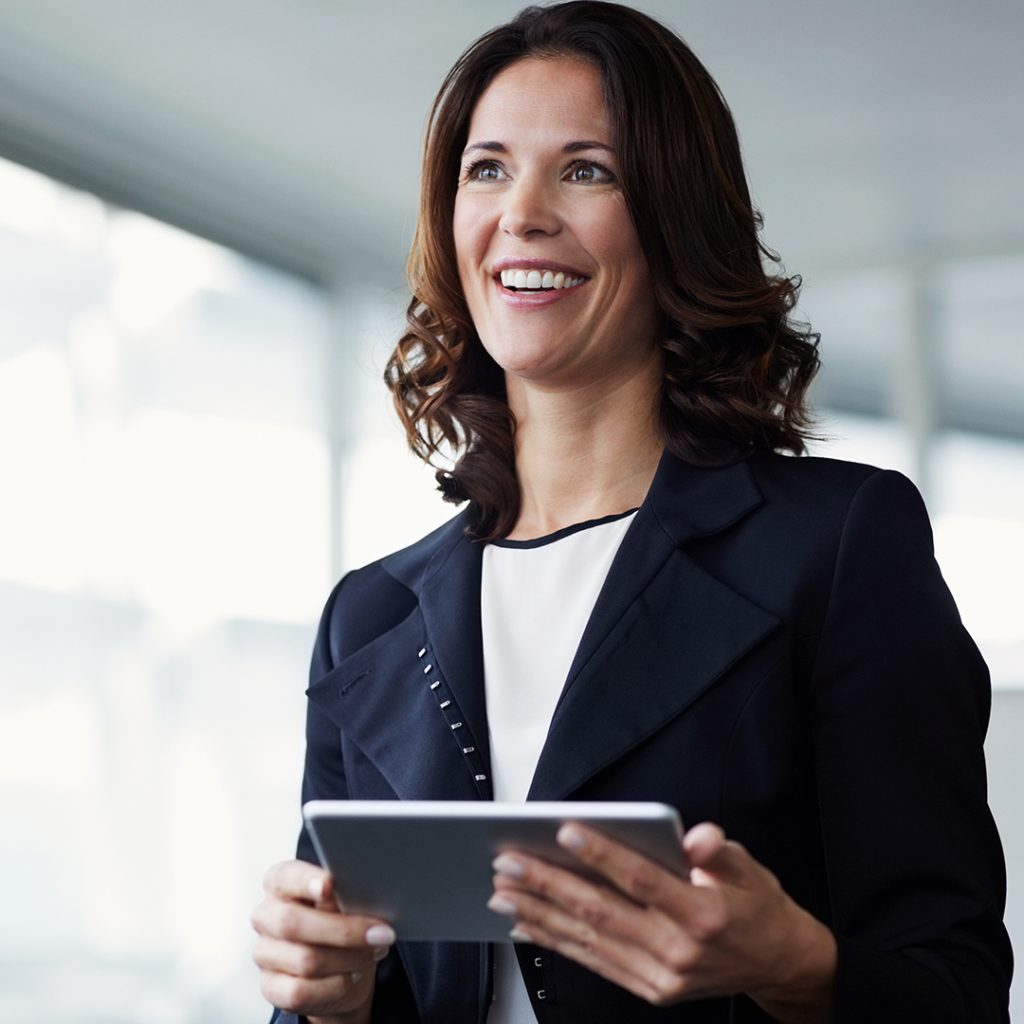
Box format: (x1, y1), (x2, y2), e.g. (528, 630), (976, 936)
(68, 309), (120, 392)
(107, 211), (239, 335)
(0, 688), (98, 792)
(127, 410), (329, 630)
(0, 159), (60, 236)
(164, 731), (241, 984)
(0, 155), (331, 1024)
(0, 346), (84, 591)
(342, 436), (452, 571)
(934, 515), (1024, 648)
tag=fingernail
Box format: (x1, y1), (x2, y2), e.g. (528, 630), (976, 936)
(557, 825), (586, 851)
(510, 925), (532, 942)
(372, 946), (389, 962)
(492, 854), (524, 879)
(487, 894), (518, 917)
(365, 924), (396, 945)
(308, 877), (325, 901)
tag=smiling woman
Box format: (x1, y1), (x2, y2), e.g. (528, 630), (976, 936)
(386, 2), (819, 542)
(251, 4), (1012, 1024)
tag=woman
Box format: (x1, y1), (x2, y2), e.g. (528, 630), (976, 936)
(251, 3), (1012, 1022)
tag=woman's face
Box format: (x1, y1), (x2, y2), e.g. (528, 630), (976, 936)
(453, 56), (661, 390)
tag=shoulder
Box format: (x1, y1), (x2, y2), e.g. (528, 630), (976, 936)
(694, 453), (936, 622)
(739, 454), (944, 626)
(746, 449), (902, 497)
(743, 451), (929, 535)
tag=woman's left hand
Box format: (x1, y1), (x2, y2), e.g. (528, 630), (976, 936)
(488, 822), (836, 1023)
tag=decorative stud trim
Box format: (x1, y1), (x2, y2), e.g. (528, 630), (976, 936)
(429, 680), (441, 690)
(417, 647), (427, 658)
(450, 721), (463, 730)
(439, 699), (451, 709)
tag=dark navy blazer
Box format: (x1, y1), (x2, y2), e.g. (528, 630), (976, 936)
(271, 450), (1012, 1024)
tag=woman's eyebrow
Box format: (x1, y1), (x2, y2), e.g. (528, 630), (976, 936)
(461, 139), (615, 157)
(562, 140), (615, 154)
(461, 141), (508, 157)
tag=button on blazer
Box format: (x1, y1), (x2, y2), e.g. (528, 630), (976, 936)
(271, 450), (1012, 1024)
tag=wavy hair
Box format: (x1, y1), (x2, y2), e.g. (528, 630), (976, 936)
(385, 0), (820, 541)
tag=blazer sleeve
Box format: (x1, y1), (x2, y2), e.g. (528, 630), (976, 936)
(269, 575), (422, 1024)
(807, 470), (1012, 1022)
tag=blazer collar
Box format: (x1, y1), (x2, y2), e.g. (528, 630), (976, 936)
(646, 446), (764, 544)
(386, 447), (765, 587)
(385, 448), (766, 770)
(555, 451), (763, 698)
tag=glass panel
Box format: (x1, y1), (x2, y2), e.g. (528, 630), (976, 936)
(0, 156), (329, 1022)
(934, 431), (1024, 688)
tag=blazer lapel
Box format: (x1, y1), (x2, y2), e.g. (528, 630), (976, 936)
(417, 525), (492, 783)
(306, 509), (493, 801)
(528, 453), (781, 800)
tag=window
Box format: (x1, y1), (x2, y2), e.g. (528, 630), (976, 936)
(0, 157), (330, 1021)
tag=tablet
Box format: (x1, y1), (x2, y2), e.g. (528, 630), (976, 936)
(303, 800), (685, 942)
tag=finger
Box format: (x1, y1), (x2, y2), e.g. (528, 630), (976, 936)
(491, 853), (685, 970)
(492, 851), (728, 1001)
(263, 860), (335, 905)
(507, 916), (683, 1009)
(553, 824), (732, 940)
(682, 824), (755, 886)
(251, 898), (396, 950)
(555, 824), (684, 905)
(555, 823), (719, 923)
(259, 966), (372, 1018)
(253, 935), (388, 979)
(681, 823), (726, 866)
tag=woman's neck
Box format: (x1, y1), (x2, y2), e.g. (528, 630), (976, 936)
(504, 360), (664, 541)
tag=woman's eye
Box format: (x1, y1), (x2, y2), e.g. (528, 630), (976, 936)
(567, 161), (613, 183)
(464, 160), (504, 182)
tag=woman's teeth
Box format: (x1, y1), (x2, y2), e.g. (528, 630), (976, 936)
(498, 268), (586, 291)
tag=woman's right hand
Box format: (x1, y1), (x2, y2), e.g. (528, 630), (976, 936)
(252, 859), (396, 1024)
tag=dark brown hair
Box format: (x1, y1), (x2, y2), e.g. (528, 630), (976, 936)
(385, 0), (820, 540)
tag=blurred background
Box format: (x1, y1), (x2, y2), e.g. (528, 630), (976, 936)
(0, 1), (1021, 1020)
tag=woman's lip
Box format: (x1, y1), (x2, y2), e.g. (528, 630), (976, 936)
(493, 276), (587, 308)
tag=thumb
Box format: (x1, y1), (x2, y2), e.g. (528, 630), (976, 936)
(309, 870), (339, 911)
(683, 823), (750, 886)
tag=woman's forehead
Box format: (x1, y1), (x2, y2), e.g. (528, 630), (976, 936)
(466, 56), (612, 150)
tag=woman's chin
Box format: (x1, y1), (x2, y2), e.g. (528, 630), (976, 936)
(485, 345), (569, 384)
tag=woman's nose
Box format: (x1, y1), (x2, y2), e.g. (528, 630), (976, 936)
(498, 176), (561, 238)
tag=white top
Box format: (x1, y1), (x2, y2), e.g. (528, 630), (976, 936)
(481, 509), (638, 1024)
